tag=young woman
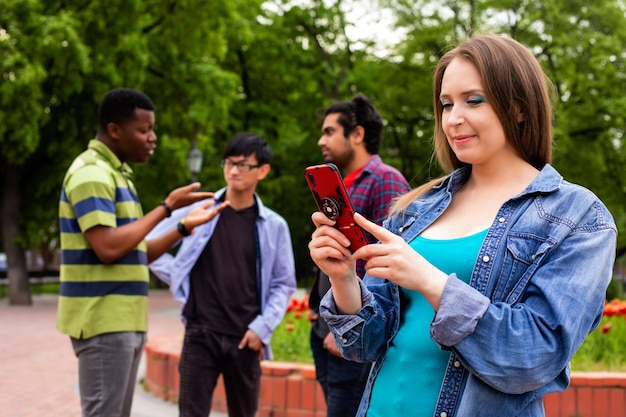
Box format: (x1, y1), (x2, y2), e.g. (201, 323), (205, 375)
(308, 34), (617, 417)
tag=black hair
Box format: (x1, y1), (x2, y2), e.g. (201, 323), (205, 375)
(323, 93), (383, 154)
(98, 88), (154, 132)
(223, 132), (273, 165)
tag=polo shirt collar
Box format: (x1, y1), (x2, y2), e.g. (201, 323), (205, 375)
(88, 139), (133, 178)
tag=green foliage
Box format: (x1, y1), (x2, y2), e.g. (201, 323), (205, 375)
(378, 0), (626, 257)
(606, 277), (625, 300)
(4, 0), (626, 299)
(0, 0), (89, 162)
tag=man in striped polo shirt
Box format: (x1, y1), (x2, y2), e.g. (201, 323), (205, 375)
(57, 88), (227, 417)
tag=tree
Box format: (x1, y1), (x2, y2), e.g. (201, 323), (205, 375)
(0, 0), (255, 304)
(216, 0), (382, 281)
(378, 0), (626, 256)
(1, 0), (90, 304)
(4, 0), (626, 304)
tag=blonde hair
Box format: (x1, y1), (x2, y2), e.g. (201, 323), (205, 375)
(391, 34), (554, 214)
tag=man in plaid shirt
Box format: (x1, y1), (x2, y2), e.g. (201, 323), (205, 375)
(308, 93), (411, 417)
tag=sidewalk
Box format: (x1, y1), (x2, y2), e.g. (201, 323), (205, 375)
(0, 290), (226, 417)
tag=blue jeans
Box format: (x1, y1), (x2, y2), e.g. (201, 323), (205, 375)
(71, 331), (146, 417)
(310, 327), (371, 417)
(178, 325), (261, 417)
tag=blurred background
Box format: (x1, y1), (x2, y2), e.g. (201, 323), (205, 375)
(2, 0), (626, 305)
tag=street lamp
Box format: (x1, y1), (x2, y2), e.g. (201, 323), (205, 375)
(186, 141), (203, 183)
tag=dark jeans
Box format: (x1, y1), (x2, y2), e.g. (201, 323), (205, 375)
(178, 325), (261, 417)
(310, 327), (371, 417)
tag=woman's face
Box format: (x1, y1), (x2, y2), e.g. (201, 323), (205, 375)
(439, 57), (517, 167)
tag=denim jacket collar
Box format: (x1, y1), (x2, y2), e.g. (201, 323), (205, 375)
(438, 163), (562, 196)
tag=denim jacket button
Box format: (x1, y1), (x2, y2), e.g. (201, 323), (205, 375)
(453, 360), (461, 368)
(482, 255), (490, 263)
(440, 412), (448, 417)
(498, 217), (506, 223)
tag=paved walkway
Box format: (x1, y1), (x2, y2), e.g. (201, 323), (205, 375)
(0, 290), (227, 417)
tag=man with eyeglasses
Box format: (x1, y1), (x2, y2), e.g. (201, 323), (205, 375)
(147, 132), (297, 417)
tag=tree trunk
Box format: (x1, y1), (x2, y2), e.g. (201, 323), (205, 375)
(2, 162), (31, 305)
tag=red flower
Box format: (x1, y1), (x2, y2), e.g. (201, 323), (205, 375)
(603, 299), (626, 317)
(601, 322), (613, 334)
(285, 324), (295, 332)
(286, 295), (311, 313)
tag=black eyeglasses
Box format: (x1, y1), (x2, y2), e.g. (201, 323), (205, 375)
(220, 158), (261, 173)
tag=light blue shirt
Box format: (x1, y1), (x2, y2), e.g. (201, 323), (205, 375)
(147, 188), (297, 360)
(321, 164), (617, 417)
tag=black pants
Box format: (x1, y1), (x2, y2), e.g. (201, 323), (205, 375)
(310, 325), (371, 417)
(178, 325), (261, 417)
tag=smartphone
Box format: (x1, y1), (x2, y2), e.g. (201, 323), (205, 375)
(305, 163), (369, 252)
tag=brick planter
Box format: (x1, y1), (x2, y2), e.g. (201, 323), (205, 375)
(144, 332), (626, 417)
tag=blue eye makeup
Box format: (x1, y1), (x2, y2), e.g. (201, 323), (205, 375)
(468, 95), (486, 105)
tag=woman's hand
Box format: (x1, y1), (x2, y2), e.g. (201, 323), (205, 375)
(352, 213), (448, 310)
(308, 211), (362, 314)
(308, 211), (357, 282)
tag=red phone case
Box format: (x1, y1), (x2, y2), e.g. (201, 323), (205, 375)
(305, 163), (369, 252)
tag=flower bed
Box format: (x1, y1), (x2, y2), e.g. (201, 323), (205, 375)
(143, 297), (626, 416)
(572, 299), (626, 372)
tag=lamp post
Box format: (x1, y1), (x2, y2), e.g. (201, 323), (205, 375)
(186, 141), (203, 183)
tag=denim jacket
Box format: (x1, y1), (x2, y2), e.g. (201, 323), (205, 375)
(147, 188), (296, 360)
(320, 164), (616, 417)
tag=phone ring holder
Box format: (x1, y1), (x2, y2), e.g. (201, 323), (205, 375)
(320, 197), (341, 221)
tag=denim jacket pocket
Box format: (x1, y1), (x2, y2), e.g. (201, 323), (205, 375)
(493, 233), (555, 303)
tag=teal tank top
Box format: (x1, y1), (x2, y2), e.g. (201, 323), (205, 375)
(366, 229), (488, 417)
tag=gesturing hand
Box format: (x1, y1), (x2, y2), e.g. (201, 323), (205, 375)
(166, 183), (215, 211)
(185, 200), (230, 230)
